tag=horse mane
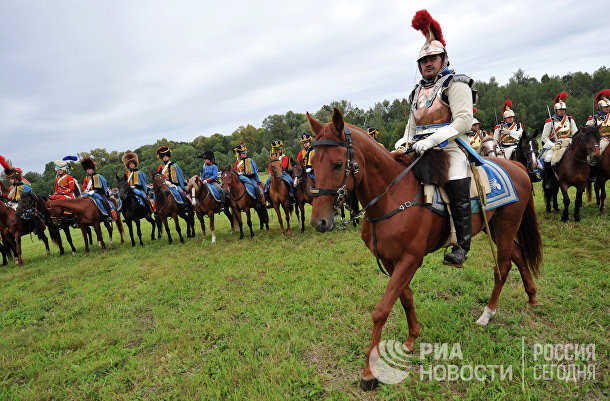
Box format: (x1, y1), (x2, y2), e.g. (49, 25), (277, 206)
(394, 149), (449, 186)
(579, 125), (601, 142)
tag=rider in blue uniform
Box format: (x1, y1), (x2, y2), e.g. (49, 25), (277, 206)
(233, 142), (265, 206)
(122, 152), (153, 214)
(81, 157), (117, 222)
(156, 146), (189, 204)
(198, 150), (226, 211)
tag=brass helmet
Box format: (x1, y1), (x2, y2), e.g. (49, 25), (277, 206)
(412, 10), (448, 73)
(595, 90), (610, 110)
(553, 92), (568, 111)
(502, 100), (515, 119)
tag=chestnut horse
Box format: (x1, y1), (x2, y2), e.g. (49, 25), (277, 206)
(0, 200), (56, 265)
(291, 160), (314, 232)
(268, 155), (293, 235)
(16, 192), (78, 254)
(592, 144), (610, 215)
(186, 175), (235, 243)
(551, 126), (601, 222)
(47, 197), (124, 254)
(307, 108), (543, 391)
(151, 173), (195, 244)
(220, 167), (269, 239)
(511, 129), (541, 183)
(477, 136), (498, 157)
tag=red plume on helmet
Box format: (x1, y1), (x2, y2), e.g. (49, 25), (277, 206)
(502, 100), (512, 114)
(595, 89), (610, 110)
(0, 154), (11, 170)
(554, 92), (567, 104)
(412, 10), (446, 46)
(473, 107), (477, 114)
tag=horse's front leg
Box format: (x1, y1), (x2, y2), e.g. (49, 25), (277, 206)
(162, 216), (173, 244)
(63, 225), (77, 254)
(232, 205), (244, 239)
(15, 234), (23, 266)
(208, 212), (216, 243)
(283, 201), (291, 235)
(299, 203), (305, 233)
(173, 214), (184, 243)
(93, 222), (106, 252)
(197, 209), (206, 240)
(273, 202), (285, 235)
(103, 221), (113, 247)
(245, 207), (254, 238)
(361, 255), (420, 391)
(560, 184), (571, 222)
(135, 219), (143, 246)
(574, 187), (585, 222)
(126, 219), (135, 246)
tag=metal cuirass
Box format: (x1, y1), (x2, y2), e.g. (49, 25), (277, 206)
(553, 116), (572, 139)
(411, 77), (452, 127)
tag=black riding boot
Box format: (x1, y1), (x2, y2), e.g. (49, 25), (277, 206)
(443, 178), (472, 267)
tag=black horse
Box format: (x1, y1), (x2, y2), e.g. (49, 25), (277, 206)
(511, 129), (541, 183)
(16, 192), (78, 255)
(116, 175), (159, 246)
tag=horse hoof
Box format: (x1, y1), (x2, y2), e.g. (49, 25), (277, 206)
(360, 377), (379, 391)
(529, 300), (543, 306)
(180, 239), (185, 244)
(476, 306), (496, 326)
(72, 252), (75, 255)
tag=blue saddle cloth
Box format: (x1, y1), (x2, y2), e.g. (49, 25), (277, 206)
(84, 193), (120, 216)
(429, 158), (519, 215)
(206, 183), (222, 202)
(168, 186), (186, 205)
(237, 175), (258, 200)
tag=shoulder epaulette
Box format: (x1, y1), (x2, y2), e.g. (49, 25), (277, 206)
(545, 118), (551, 123)
(451, 73), (475, 87)
(494, 124), (500, 129)
(587, 116), (594, 120)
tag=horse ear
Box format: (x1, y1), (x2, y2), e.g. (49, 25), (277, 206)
(149, 170), (155, 177)
(533, 129), (539, 137)
(307, 112), (323, 138)
(331, 107), (344, 138)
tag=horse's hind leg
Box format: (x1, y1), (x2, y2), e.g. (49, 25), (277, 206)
(39, 231), (51, 256)
(81, 226), (90, 254)
(510, 242), (541, 306)
(94, 222), (107, 252)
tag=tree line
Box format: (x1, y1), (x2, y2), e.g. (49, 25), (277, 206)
(6, 67), (610, 196)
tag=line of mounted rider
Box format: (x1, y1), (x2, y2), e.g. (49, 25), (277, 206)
(2, 91), (609, 238)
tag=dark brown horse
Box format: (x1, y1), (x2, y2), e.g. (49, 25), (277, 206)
(151, 173), (195, 244)
(551, 126), (601, 222)
(307, 108), (543, 391)
(47, 197), (124, 254)
(511, 129), (541, 183)
(220, 167), (268, 239)
(16, 192), (78, 254)
(116, 175), (159, 246)
(592, 142), (610, 215)
(186, 175), (235, 243)
(0, 200), (56, 265)
(268, 155), (293, 235)
(477, 135), (498, 157)
(291, 160), (314, 232)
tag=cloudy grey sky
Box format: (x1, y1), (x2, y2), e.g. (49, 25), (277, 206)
(1, 0), (607, 173)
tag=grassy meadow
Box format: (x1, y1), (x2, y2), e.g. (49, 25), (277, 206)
(0, 180), (608, 400)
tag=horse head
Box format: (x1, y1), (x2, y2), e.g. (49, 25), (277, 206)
(269, 155), (283, 181)
(307, 107), (362, 232)
(519, 129), (540, 173)
(186, 175), (205, 206)
(577, 126), (602, 166)
(151, 173), (171, 197)
(15, 191), (35, 218)
(479, 136), (498, 157)
(116, 174), (132, 200)
(292, 160), (304, 184)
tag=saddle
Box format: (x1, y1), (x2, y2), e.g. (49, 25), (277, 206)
(550, 138), (572, 168)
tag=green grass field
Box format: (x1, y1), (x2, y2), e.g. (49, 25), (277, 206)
(1, 181), (608, 400)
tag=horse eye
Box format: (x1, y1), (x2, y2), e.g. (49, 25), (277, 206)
(332, 162), (343, 171)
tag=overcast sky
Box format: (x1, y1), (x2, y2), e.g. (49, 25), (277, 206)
(1, 0), (608, 173)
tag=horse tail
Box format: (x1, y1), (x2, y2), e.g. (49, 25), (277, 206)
(586, 180), (592, 203)
(48, 225), (62, 247)
(516, 194), (542, 278)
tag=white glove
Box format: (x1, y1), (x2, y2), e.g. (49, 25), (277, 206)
(413, 138), (434, 154)
(305, 167), (312, 173)
(543, 141), (554, 150)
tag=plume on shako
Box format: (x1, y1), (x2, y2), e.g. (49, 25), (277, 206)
(502, 100), (515, 119)
(554, 92), (568, 110)
(596, 89), (610, 109)
(412, 10), (446, 64)
(0, 154), (19, 179)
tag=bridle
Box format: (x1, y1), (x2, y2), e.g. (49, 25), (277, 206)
(567, 131), (601, 164)
(269, 158), (284, 181)
(190, 178), (210, 206)
(310, 126), (360, 217)
(522, 136), (539, 173)
(479, 138), (497, 157)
